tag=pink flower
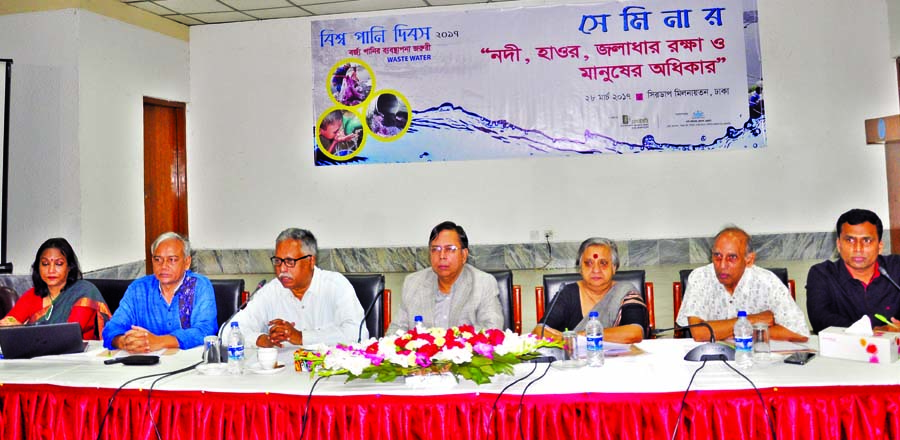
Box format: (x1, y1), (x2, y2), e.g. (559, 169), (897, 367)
(473, 342), (494, 359)
(415, 352), (432, 367)
(365, 352), (384, 366)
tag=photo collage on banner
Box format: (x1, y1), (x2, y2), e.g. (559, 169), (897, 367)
(311, 0), (763, 166)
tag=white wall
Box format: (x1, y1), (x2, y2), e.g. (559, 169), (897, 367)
(78, 10), (189, 270)
(188, 0), (899, 251)
(0, 10), (81, 271)
(0, 9), (189, 273)
(890, 0), (900, 57)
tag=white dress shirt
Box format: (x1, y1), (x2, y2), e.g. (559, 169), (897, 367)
(227, 267), (366, 347)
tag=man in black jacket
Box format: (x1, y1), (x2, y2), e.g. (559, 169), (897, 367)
(806, 209), (900, 333)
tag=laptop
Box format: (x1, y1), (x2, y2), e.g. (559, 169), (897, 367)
(0, 322), (86, 359)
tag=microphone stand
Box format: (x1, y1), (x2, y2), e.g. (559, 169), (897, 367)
(653, 322), (735, 362)
(214, 280), (265, 362)
(358, 288), (384, 343)
(879, 266), (900, 292)
(530, 284), (568, 363)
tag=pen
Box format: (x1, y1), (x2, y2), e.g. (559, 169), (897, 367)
(874, 314), (899, 329)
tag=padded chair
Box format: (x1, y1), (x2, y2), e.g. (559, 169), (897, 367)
(0, 286), (19, 318)
(345, 274), (388, 339)
(535, 270), (656, 338)
(85, 278), (133, 315)
(211, 279), (245, 329)
(672, 267), (795, 338)
(486, 270), (523, 334)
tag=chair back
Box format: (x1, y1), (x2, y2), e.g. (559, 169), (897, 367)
(487, 270), (521, 333)
(85, 278), (133, 315)
(345, 274), (385, 339)
(211, 279), (245, 329)
(0, 286), (19, 318)
(541, 270), (651, 337)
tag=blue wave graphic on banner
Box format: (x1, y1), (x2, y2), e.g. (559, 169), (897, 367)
(316, 103), (765, 165)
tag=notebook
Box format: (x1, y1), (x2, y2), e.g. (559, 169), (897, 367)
(0, 322), (86, 359)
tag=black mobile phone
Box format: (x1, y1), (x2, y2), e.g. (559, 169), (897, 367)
(784, 352), (815, 365)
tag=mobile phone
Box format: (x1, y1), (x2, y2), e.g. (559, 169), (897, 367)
(784, 352), (815, 365)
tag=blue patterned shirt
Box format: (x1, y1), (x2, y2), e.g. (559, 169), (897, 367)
(102, 270), (217, 349)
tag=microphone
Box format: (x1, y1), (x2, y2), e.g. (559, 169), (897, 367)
(654, 322), (735, 362)
(530, 284), (569, 363)
(879, 266), (900, 292)
(104, 355), (160, 366)
(358, 288), (385, 343)
(217, 279), (267, 339)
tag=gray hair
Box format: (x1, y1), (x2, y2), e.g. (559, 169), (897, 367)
(276, 228), (318, 258)
(151, 232), (191, 257)
(713, 226), (754, 255)
(575, 237), (619, 271)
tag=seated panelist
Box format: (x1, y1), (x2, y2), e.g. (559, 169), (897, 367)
(806, 209), (900, 333)
(531, 238), (646, 344)
(102, 232), (217, 353)
(227, 228), (365, 347)
(1, 237), (110, 339)
(676, 226), (809, 342)
(387, 221), (503, 333)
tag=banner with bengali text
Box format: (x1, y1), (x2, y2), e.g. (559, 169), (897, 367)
(311, 0), (763, 165)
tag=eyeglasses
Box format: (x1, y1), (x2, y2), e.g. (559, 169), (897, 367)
(430, 245), (460, 255)
(152, 255), (183, 266)
(271, 255), (312, 267)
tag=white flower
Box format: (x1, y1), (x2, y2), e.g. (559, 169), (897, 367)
(433, 346), (473, 364)
(406, 339), (427, 350)
(494, 330), (533, 356)
(323, 349), (371, 376)
(378, 339), (412, 368)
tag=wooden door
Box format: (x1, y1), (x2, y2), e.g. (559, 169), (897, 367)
(143, 97), (187, 273)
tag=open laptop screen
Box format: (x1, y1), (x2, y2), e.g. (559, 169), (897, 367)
(0, 322), (85, 359)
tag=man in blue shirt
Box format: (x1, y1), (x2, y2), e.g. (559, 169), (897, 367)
(102, 232), (217, 352)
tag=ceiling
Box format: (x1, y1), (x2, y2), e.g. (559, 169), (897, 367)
(119, 0), (512, 26)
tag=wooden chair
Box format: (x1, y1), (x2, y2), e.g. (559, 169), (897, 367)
(672, 267), (795, 338)
(535, 270), (655, 338)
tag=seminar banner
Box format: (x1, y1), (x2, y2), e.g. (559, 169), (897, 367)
(311, 0), (764, 165)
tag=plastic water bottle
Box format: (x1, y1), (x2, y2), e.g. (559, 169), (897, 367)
(733, 311), (753, 369)
(585, 311), (604, 367)
(227, 321), (245, 375)
(414, 315), (425, 332)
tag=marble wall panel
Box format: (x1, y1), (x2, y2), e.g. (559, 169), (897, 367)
(88, 231), (848, 275)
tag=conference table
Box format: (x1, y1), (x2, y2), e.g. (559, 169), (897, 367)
(2, 338), (899, 440)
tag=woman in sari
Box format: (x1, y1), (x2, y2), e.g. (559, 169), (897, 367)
(532, 237), (647, 343)
(1, 238), (110, 339)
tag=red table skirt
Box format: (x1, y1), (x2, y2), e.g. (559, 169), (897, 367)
(1, 384), (898, 440)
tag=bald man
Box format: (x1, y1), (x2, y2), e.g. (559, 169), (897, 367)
(676, 227), (809, 342)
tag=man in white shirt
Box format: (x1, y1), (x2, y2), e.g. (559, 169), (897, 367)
(229, 228), (365, 347)
(676, 226), (809, 342)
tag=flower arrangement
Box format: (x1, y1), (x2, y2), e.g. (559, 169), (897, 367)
(294, 325), (561, 385)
